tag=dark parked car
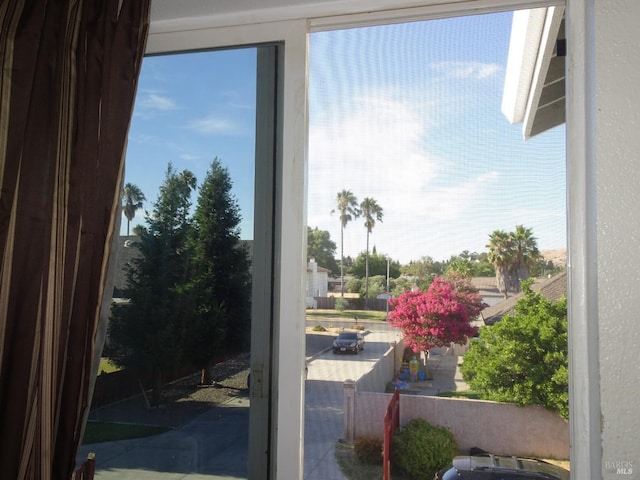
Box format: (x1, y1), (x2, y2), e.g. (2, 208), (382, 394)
(435, 454), (570, 480)
(332, 331), (364, 354)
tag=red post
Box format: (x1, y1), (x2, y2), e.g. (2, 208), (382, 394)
(383, 388), (400, 480)
(72, 453), (95, 480)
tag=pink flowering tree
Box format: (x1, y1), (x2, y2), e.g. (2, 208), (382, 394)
(388, 276), (487, 355)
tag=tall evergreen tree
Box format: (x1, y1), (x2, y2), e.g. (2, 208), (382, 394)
(108, 163), (196, 404)
(187, 158), (251, 383)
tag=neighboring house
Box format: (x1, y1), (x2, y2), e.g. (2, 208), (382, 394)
(113, 235), (141, 298)
(306, 258), (329, 308)
(112, 236), (253, 299)
(480, 271), (567, 325)
(328, 275), (356, 294)
(470, 277), (504, 308)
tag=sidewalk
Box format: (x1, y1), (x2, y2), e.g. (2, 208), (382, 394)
(398, 347), (469, 396)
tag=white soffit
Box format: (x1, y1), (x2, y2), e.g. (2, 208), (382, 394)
(501, 6), (566, 139)
(501, 8), (547, 124)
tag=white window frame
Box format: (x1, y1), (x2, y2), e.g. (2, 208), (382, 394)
(146, 1), (598, 478)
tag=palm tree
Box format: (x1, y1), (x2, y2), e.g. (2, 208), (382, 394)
(331, 190), (359, 296)
(179, 170), (197, 191)
(486, 229), (511, 297)
(487, 226), (540, 296)
(122, 183), (146, 235)
(360, 197), (383, 304)
(508, 225), (540, 292)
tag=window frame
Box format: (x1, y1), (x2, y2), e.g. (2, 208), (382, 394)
(145, 1), (599, 478)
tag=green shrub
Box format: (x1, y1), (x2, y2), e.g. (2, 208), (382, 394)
(354, 324), (365, 331)
(312, 325), (327, 332)
(392, 418), (457, 478)
(354, 436), (383, 465)
(334, 297), (349, 312)
(460, 282), (568, 419)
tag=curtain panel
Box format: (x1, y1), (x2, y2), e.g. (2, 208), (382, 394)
(0, 1), (149, 478)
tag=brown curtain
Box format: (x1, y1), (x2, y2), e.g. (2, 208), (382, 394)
(0, 1), (150, 478)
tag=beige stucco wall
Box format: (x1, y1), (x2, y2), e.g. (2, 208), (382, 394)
(355, 339), (404, 393)
(346, 333), (572, 460)
(352, 391), (569, 459)
(349, 329), (569, 459)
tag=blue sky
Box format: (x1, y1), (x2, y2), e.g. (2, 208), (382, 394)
(123, 48), (257, 238)
(123, 11), (566, 265)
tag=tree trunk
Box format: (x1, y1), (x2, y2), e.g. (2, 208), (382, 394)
(364, 231), (370, 309)
(200, 367), (211, 385)
(340, 225), (345, 297)
(423, 350), (430, 380)
(496, 266), (509, 298)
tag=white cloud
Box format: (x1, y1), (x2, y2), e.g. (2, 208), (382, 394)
(139, 92), (177, 111)
(307, 91), (504, 263)
(421, 171), (500, 220)
(430, 61), (502, 79)
(128, 133), (158, 144)
(185, 115), (238, 135)
(305, 86), (533, 263)
(309, 93), (437, 193)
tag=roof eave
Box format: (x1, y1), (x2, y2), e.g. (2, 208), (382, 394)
(501, 6), (566, 140)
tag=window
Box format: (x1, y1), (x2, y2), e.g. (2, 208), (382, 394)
(84, 1), (616, 478)
(305, 11), (567, 477)
(80, 44), (285, 479)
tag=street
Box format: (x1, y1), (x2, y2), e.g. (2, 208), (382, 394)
(303, 329), (403, 480)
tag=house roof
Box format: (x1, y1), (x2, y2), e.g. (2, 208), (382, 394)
(113, 235), (141, 295)
(470, 276), (501, 294)
(480, 271), (567, 325)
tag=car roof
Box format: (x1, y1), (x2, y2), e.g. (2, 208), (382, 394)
(452, 455), (569, 480)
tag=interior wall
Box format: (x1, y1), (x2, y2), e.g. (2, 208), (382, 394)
(595, 0), (640, 476)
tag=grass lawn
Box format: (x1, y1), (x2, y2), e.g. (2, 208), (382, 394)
(83, 421), (170, 444)
(306, 309), (388, 322)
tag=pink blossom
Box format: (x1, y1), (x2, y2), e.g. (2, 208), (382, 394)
(388, 277), (486, 353)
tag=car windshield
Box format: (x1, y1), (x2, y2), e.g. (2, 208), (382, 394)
(338, 332), (357, 340)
